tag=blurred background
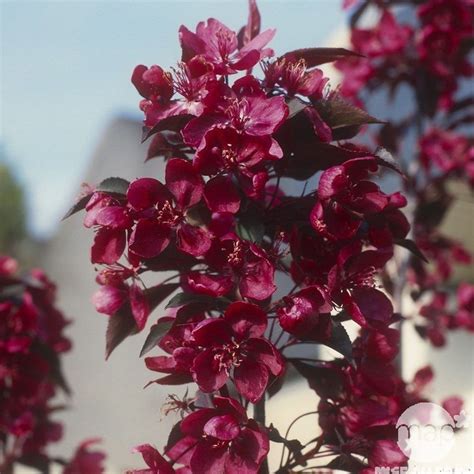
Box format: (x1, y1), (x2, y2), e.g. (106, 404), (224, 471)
(1, 0), (472, 472)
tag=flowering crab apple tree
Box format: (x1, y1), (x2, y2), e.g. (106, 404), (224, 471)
(0, 256), (106, 473)
(66, 1), (469, 472)
(337, 0), (474, 348)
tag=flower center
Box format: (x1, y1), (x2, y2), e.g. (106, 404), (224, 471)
(226, 241), (244, 268)
(226, 98), (251, 129)
(282, 59), (307, 95)
(171, 63), (194, 100)
(214, 342), (242, 373)
(221, 146), (238, 170)
(156, 200), (182, 227)
(216, 28), (234, 60)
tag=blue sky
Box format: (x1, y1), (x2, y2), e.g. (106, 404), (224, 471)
(1, 0), (345, 237)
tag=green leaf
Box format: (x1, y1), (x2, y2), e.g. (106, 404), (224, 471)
(313, 96), (383, 140)
(166, 292), (213, 309)
(291, 360), (344, 399)
(96, 177), (130, 195)
(142, 114), (193, 142)
(139, 320), (174, 357)
(325, 321), (353, 362)
(236, 205), (265, 243)
(325, 454), (366, 471)
(0, 282), (25, 302)
(62, 193), (93, 220)
(104, 283), (178, 360)
(396, 238), (429, 263)
(145, 283), (180, 310)
(33, 341), (71, 395)
(374, 146), (404, 175)
(165, 422), (184, 451)
(18, 454), (51, 474)
(105, 305), (139, 360)
(268, 424), (304, 457)
(145, 373), (193, 387)
(331, 310), (351, 323)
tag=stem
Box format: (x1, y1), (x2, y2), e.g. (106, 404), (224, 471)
(278, 411), (319, 469)
(254, 399), (269, 474)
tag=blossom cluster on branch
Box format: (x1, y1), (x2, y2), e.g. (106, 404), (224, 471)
(0, 255), (106, 473)
(337, 0), (474, 348)
(67, 0), (473, 472)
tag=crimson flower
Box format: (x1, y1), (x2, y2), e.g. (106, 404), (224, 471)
(456, 283), (474, 330)
(85, 192), (131, 265)
(166, 396), (269, 474)
(417, 26), (462, 77)
(182, 79), (288, 148)
(63, 439), (106, 474)
(277, 285), (331, 337)
(418, 0), (473, 35)
(328, 245), (394, 327)
(194, 125), (282, 176)
(128, 158), (212, 259)
(351, 10), (412, 58)
(92, 267), (150, 331)
(263, 58), (328, 99)
(184, 237), (276, 301)
(145, 313), (203, 383)
(310, 157), (407, 242)
(179, 18), (275, 74)
(419, 127), (471, 173)
(128, 444), (175, 474)
(191, 302), (283, 402)
(132, 65), (173, 104)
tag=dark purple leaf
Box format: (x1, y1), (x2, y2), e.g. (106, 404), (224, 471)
(291, 361), (344, 399)
(281, 47), (362, 68)
(145, 373), (193, 387)
(105, 305), (139, 360)
(142, 114), (193, 142)
(313, 96), (383, 140)
(395, 239), (429, 263)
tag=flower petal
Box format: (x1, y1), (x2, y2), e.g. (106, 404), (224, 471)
(234, 357), (269, 402)
(129, 219), (171, 258)
(203, 414), (240, 441)
(204, 176), (241, 214)
(91, 228), (126, 264)
(165, 158), (204, 209)
(224, 302), (267, 339)
(347, 287), (393, 327)
(127, 178), (170, 211)
(129, 283), (150, 331)
(176, 223), (212, 257)
(192, 349), (228, 393)
(190, 441), (228, 474)
(92, 285), (126, 315)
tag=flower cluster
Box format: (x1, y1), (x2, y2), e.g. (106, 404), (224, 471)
(338, 0), (474, 348)
(0, 256), (70, 472)
(340, 0), (473, 109)
(70, 0), (471, 472)
(0, 256), (106, 473)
